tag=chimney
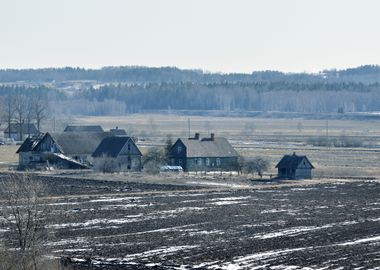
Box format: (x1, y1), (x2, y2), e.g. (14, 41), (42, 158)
(194, 133), (200, 140)
(210, 133), (215, 141)
(115, 126), (118, 130)
(293, 152), (296, 156)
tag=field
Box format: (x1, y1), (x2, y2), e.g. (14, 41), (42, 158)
(2, 173), (380, 269)
(1, 114), (380, 269)
(75, 115), (380, 178)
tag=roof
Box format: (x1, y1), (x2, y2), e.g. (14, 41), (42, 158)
(275, 153), (315, 169)
(64, 125), (104, 132)
(176, 137), (239, 158)
(4, 123), (38, 134)
(92, 136), (141, 158)
(110, 128), (127, 136)
(17, 132), (111, 155)
(50, 132), (110, 155)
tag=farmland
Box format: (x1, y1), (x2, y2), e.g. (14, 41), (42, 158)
(1, 114), (380, 269)
(1, 173), (380, 269)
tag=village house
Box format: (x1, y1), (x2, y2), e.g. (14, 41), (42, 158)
(16, 131), (110, 170)
(92, 136), (142, 172)
(276, 152), (314, 179)
(4, 123), (39, 141)
(168, 133), (239, 172)
(64, 125), (104, 132)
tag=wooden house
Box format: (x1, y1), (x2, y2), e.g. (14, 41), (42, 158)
(16, 132), (110, 169)
(276, 152), (314, 179)
(64, 125), (104, 132)
(92, 136), (142, 172)
(168, 133), (239, 172)
(4, 123), (38, 141)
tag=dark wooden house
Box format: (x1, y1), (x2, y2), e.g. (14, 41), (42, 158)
(276, 152), (314, 179)
(168, 133), (239, 172)
(64, 125), (104, 132)
(16, 132), (110, 169)
(4, 123), (38, 141)
(92, 136), (142, 172)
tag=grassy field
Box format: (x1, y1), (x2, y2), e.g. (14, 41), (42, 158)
(1, 114), (380, 178)
(0, 145), (18, 169)
(75, 114), (380, 178)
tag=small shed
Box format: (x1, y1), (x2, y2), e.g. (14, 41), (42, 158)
(276, 152), (314, 179)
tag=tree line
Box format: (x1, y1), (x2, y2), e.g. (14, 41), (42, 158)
(0, 65), (380, 84)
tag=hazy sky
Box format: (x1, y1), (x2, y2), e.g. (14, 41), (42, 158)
(1, 0), (379, 73)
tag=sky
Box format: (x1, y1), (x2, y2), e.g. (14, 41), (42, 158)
(0, 0), (379, 73)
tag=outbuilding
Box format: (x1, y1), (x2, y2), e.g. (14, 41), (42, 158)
(276, 152), (314, 179)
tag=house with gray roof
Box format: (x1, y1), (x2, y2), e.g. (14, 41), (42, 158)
(16, 132), (110, 169)
(92, 136), (142, 172)
(4, 123), (39, 141)
(64, 125), (104, 132)
(276, 152), (314, 179)
(168, 133), (239, 172)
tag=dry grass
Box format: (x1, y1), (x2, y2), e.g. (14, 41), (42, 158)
(0, 145), (18, 169)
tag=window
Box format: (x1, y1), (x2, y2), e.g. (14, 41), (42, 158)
(171, 158), (175, 165)
(198, 158), (202, 166)
(128, 144), (131, 151)
(216, 158), (221, 166)
(179, 159), (183, 165)
(206, 158), (210, 166)
(177, 146), (182, 153)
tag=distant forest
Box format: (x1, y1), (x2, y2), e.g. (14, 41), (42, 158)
(0, 65), (380, 116)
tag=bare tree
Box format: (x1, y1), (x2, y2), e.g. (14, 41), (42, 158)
(0, 173), (50, 270)
(14, 94), (28, 141)
(31, 94), (48, 133)
(3, 95), (16, 139)
(143, 147), (166, 174)
(243, 157), (270, 178)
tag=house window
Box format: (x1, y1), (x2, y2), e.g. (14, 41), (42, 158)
(198, 158), (202, 166)
(171, 158), (175, 165)
(216, 158), (221, 166)
(177, 146), (182, 153)
(128, 144), (131, 151)
(179, 159), (183, 165)
(206, 158), (210, 166)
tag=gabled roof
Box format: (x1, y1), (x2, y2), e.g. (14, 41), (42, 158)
(64, 125), (104, 132)
(276, 153), (315, 169)
(50, 132), (110, 155)
(175, 137), (239, 158)
(92, 136), (142, 158)
(4, 123), (38, 134)
(17, 132), (111, 155)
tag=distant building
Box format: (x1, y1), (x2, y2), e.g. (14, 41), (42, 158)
(109, 126), (127, 136)
(276, 152), (314, 179)
(168, 133), (239, 172)
(16, 132), (110, 170)
(92, 136), (142, 172)
(64, 125), (104, 132)
(4, 123), (39, 141)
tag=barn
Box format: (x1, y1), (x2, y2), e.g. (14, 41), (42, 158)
(168, 133), (239, 172)
(276, 152), (314, 179)
(16, 132), (110, 169)
(92, 136), (142, 172)
(4, 123), (39, 141)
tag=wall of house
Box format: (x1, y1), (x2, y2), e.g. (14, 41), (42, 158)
(184, 157), (238, 172)
(93, 155), (142, 172)
(295, 168), (312, 179)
